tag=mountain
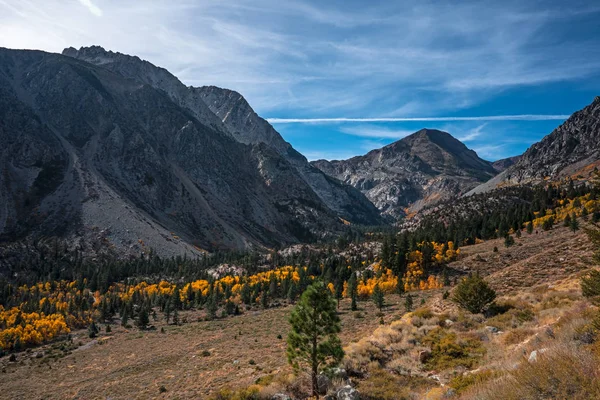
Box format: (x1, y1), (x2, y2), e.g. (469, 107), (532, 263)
(312, 129), (497, 219)
(62, 46), (381, 226)
(0, 47), (380, 258)
(469, 97), (600, 195)
(491, 156), (521, 172)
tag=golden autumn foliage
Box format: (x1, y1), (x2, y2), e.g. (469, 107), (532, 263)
(0, 306), (69, 350)
(403, 242), (457, 292)
(356, 267), (399, 298)
(530, 194), (599, 229)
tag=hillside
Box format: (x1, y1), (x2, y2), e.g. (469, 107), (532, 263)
(312, 129), (497, 219)
(0, 220), (596, 399)
(470, 96), (600, 195)
(0, 47), (381, 259)
(62, 46), (381, 227)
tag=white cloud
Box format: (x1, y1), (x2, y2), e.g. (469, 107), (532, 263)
(78, 0), (102, 17)
(0, 0), (597, 117)
(267, 115), (570, 124)
(456, 124), (487, 142)
(339, 125), (416, 139)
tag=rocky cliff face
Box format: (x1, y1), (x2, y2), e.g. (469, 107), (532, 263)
(492, 156), (521, 172)
(0, 47), (378, 257)
(62, 46), (381, 226)
(469, 97), (600, 195)
(505, 97), (600, 181)
(312, 129), (497, 219)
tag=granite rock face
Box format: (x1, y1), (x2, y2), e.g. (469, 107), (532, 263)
(0, 47), (380, 257)
(312, 129), (497, 219)
(469, 97), (600, 195)
(63, 46), (381, 226)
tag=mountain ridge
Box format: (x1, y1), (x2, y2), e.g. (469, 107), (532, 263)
(468, 96), (600, 195)
(312, 128), (497, 218)
(62, 46), (382, 226)
(0, 47), (379, 259)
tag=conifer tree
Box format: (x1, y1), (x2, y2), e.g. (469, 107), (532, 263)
(526, 221), (534, 234)
(405, 294), (414, 312)
(452, 273), (496, 314)
(570, 212), (580, 233)
(286, 282), (343, 397)
(372, 283), (385, 312)
(136, 307), (149, 330)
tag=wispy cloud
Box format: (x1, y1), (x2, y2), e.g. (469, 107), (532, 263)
(77, 0), (102, 17)
(456, 124), (487, 142)
(339, 125), (416, 139)
(268, 115), (570, 124)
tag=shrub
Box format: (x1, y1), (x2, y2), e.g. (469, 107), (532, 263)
(581, 270), (600, 302)
(452, 274), (496, 314)
(465, 346), (600, 399)
(502, 328), (536, 345)
(412, 307), (433, 319)
(421, 327), (486, 370)
(358, 367), (434, 400)
(450, 370), (498, 394)
(421, 327), (485, 370)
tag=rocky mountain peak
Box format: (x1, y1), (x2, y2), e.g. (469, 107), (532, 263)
(312, 128), (497, 218)
(468, 96), (600, 195)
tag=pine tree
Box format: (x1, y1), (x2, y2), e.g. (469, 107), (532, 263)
(335, 279), (344, 309)
(582, 207), (589, 221)
(504, 235), (515, 248)
(593, 210), (600, 223)
(88, 321), (99, 338)
(121, 306), (130, 327)
(172, 308), (179, 326)
(372, 283), (385, 312)
(526, 221), (534, 234)
(136, 307), (149, 330)
(570, 212), (579, 233)
(261, 291), (269, 309)
(405, 294), (414, 312)
(452, 273), (496, 314)
(286, 282), (344, 397)
(287, 282), (298, 304)
(206, 295), (218, 320)
(564, 213), (572, 227)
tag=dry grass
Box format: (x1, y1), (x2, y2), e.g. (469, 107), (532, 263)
(1, 223), (597, 399)
(0, 296), (402, 400)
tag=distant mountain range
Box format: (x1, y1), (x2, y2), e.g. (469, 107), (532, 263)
(0, 45), (598, 257)
(312, 129), (499, 218)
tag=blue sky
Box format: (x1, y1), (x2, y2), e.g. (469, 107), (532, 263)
(1, 1), (599, 161)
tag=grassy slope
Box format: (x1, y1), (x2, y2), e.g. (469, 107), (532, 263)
(0, 221), (596, 399)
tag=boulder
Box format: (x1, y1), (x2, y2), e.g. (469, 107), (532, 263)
(271, 395), (291, 400)
(485, 326), (499, 334)
(331, 367), (348, 380)
(337, 385), (360, 400)
(317, 373), (331, 395)
(528, 348), (548, 362)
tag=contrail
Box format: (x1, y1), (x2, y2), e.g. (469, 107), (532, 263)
(266, 115), (570, 124)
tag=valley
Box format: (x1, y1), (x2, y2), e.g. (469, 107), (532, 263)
(0, 33), (599, 400)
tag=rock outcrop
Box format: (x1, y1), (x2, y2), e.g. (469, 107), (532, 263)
(312, 129), (497, 219)
(469, 97), (600, 195)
